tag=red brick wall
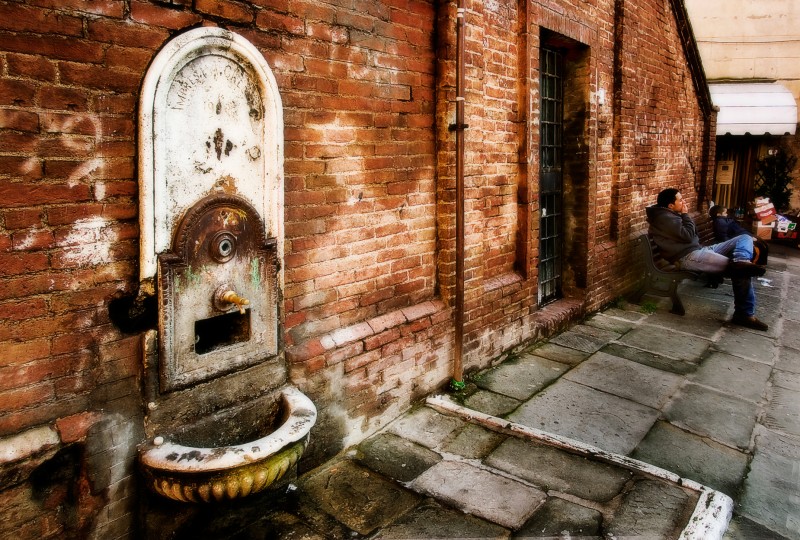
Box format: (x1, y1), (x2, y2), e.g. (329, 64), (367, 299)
(598, 0), (715, 312)
(0, 0), (712, 536)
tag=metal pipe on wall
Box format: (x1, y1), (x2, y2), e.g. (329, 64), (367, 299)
(452, 1), (466, 389)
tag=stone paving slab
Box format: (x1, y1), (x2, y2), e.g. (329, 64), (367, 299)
(758, 292), (785, 313)
(549, 324), (620, 354)
(583, 312), (638, 334)
(780, 281), (800, 294)
(617, 324), (711, 362)
(439, 422), (506, 459)
(760, 276), (785, 292)
(738, 426), (800, 540)
(473, 353), (570, 400)
(673, 280), (734, 316)
(764, 384), (800, 436)
(773, 368), (800, 391)
(631, 421), (748, 497)
(758, 302), (785, 327)
(752, 272), (780, 294)
(664, 383), (758, 449)
(723, 515), (791, 540)
(715, 327), (779, 364)
(387, 406), (465, 449)
(777, 346), (800, 374)
(514, 497), (602, 539)
(254, 511), (326, 540)
(463, 389), (521, 417)
(411, 460), (546, 529)
(602, 306), (650, 322)
(691, 351), (773, 403)
(373, 500), (508, 539)
(781, 294), (800, 312)
(782, 303), (800, 322)
(766, 257), (790, 272)
(643, 310), (726, 339)
(507, 379), (659, 455)
(526, 341), (590, 366)
(564, 351), (683, 409)
(681, 299), (735, 324)
(299, 459), (421, 536)
(485, 436), (632, 501)
(675, 287), (733, 308)
(784, 301), (800, 314)
(606, 479), (696, 539)
(600, 341), (700, 375)
(356, 432), (441, 482)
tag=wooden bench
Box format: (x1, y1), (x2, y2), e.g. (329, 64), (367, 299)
(631, 212), (718, 316)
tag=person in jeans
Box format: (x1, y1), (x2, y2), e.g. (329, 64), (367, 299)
(647, 188), (768, 331)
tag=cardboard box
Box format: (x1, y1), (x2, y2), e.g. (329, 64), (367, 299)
(752, 202), (776, 220)
(774, 231), (798, 240)
(759, 213), (778, 225)
(754, 221), (774, 240)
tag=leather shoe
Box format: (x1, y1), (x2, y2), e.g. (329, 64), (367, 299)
(727, 261), (766, 278)
(730, 314), (769, 331)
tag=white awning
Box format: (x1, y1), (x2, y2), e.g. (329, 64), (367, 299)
(710, 83), (797, 136)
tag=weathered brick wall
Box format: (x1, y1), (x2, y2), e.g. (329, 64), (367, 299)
(0, 0), (713, 537)
(596, 0), (716, 313)
(1, 1), (148, 538)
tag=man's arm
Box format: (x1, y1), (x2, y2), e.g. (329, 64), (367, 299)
(660, 211), (697, 243)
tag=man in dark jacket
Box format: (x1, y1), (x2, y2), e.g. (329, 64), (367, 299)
(647, 188), (768, 331)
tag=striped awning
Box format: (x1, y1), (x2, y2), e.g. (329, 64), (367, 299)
(710, 83), (797, 136)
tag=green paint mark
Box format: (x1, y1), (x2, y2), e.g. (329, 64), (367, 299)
(186, 268), (203, 286)
(250, 258), (261, 286)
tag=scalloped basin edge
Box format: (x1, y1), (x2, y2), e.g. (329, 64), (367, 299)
(139, 386), (317, 502)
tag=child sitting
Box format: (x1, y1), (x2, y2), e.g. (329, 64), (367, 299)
(710, 205), (768, 265)
(710, 205), (750, 241)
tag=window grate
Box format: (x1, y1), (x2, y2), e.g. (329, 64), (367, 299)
(538, 47), (564, 305)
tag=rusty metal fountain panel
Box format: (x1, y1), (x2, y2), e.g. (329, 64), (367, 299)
(158, 194), (278, 391)
(138, 28), (285, 392)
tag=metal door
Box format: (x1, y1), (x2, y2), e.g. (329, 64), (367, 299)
(538, 47), (564, 304)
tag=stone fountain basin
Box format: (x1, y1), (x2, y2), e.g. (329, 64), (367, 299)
(139, 385), (316, 502)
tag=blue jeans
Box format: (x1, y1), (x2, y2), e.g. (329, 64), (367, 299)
(678, 234), (756, 317)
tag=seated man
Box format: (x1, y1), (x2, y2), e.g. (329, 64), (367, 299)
(647, 188), (768, 331)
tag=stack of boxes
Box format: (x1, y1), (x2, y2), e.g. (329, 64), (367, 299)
(750, 197), (777, 240)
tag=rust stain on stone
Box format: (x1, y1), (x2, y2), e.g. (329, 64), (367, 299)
(213, 128), (224, 160)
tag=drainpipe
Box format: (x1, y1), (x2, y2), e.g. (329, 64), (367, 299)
(451, 1), (467, 391)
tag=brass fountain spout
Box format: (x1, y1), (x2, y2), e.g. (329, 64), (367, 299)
(215, 288), (250, 314)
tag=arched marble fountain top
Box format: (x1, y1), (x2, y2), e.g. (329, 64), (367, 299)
(139, 27), (284, 281)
